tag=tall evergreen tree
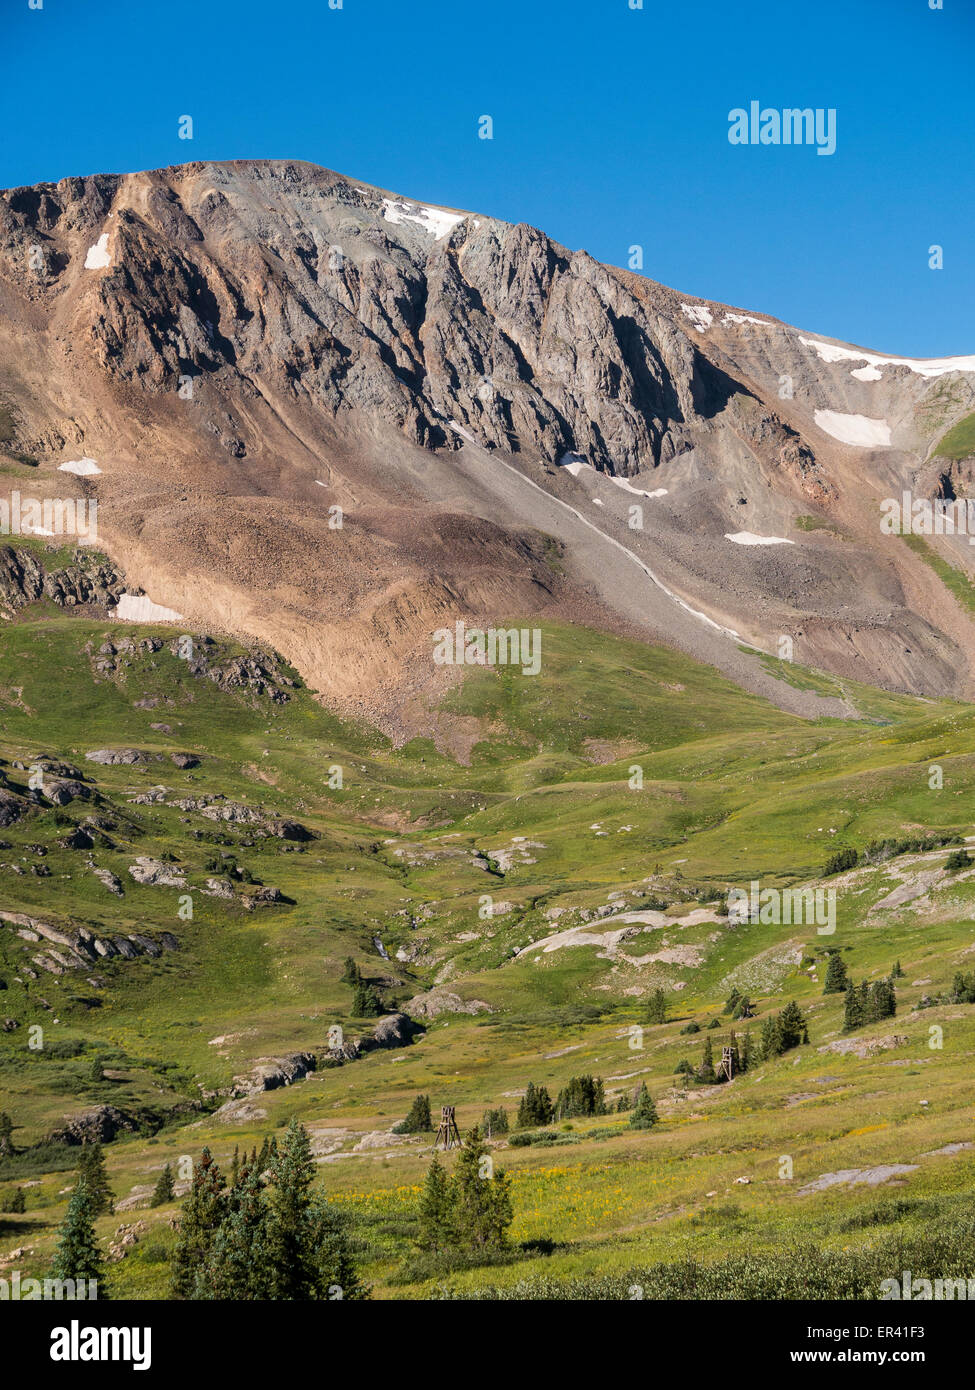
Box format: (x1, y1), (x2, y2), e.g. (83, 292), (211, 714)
(843, 980), (863, 1033)
(823, 951), (848, 994)
(629, 1083), (658, 1130)
(450, 1127), (512, 1251)
(0, 1111), (13, 1157)
(78, 1141), (114, 1216)
(554, 1075), (606, 1119)
(698, 1034), (716, 1083)
(206, 1166), (274, 1300)
(417, 1155), (454, 1252)
(779, 1000), (808, 1050)
(645, 988), (667, 1024)
(396, 1094), (432, 1134)
(351, 978), (383, 1017)
(267, 1117), (317, 1299)
(516, 1082), (553, 1128)
(51, 1182), (105, 1295)
(171, 1148), (227, 1299)
(150, 1163), (175, 1208)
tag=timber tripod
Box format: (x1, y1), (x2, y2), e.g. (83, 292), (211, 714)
(433, 1104), (462, 1150)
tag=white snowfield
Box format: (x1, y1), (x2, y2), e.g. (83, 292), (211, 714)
(801, 335), (975, 380)
(558, 455), (666, 498)
(725, 532), (795, 546)
(84, 233), (112, 270)
(814, 410), (892, 448)
(59, 458), (102, 476)
(381, 198), (464, 241)
(681, 302), (713, 331)
(607, 475), (667, 500)
(723, 312), (767, 326)
(114, 593), (184, 623)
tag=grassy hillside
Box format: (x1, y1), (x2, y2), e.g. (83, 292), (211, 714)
(1, 589), (974, 1299)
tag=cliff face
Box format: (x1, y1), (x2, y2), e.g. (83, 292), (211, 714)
(1, 158), (974, 729)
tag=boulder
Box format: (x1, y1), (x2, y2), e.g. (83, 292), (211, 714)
(48, 1104), (140, 1146)
(405, 988), (492, 1019)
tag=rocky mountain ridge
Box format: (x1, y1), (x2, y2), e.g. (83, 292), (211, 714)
(2, 158), (975, 727)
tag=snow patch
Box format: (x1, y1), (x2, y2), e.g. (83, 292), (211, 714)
(84, 233), (112, 270)
(851, 365), (883, 382)
(814, 410), (891, 448)
(59, 458), (102, 476)
(801, 336), (975, 380)
(608, 475), (668, 500)
(114, 593), (185, 623)
(723, 312), (767, 326)
(558, 451), (587, 475)
(725, 532), (795, 547)
(560, 455), (666, 499)
(681, 303), (713, 332)
(381, 198), (464, 241)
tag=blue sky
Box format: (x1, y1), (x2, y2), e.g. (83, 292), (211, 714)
(2, 0), (971, 355)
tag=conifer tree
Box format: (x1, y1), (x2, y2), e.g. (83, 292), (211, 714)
(150, 1163), (175, 1208)
(0, 1111), (13, 1157)
(207, 1166), (274, 1300)
(417, 1155), (454, 1252)
(698, 1034), (716, 1083)
(351, 978), (383, 1017)
(843, 980), (863, 1032)
(554, 1075), (606, 1119)
(858, 979), (871, 1021)
(78, 1141), (114, 1216)
(51, 1182), (105, 1295)
(89, 1055), (105, 1083)
(397, 1094), (433, 1134)
(450, 1127), (512, 1251)
(267, 1117), (316, 1299)
(629, 1083), (658, 1130)
(645, 988), (667, 1024)
(823, 951), (848, 994)
(779, 1000), (807, 1051)
(341, 956), (360, 986)
(171, 1148), (227, 1299)
(760, 1013), (783, 1060)
(516, 1082), (553, 1128)
(891, 960), (905, 979)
